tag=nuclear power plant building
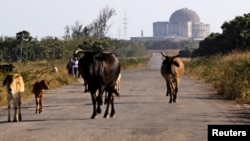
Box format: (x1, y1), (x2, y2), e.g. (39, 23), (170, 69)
(131, 8), (210, 41)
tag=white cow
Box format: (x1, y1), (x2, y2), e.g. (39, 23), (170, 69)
(2, 74), (25, 122)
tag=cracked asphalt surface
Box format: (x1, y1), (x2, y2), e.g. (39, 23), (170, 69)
(0, 52), (249, 141)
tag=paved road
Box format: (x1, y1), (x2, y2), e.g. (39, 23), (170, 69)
(0, 53), (249, 141)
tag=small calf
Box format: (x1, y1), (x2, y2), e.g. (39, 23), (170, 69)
(32, 80), (49, 114)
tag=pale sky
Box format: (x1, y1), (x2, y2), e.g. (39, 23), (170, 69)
(0, 0), (249, 39)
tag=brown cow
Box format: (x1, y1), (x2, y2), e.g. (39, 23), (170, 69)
(32, 80), (49, 114)
(161, 52), (184, 103)
(2, 74), (25, 122)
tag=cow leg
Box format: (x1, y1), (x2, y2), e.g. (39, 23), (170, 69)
(83, 78), (89, 93)
(173, 87), (178, 103)
(166, 90), (170, 97)
(84, 83), (88, 93)
(13, 98), (18, 122)
(7, 96), (11, 122)
(174, 78), (181, 103)
(90, 93), (97, 119)
(13, 106), (18, 122)
(173, 94), (177, 103)
(97, 88), (104, 114)
(110, 95), (116, 118)
(98, 88), (104, 106)
(39, 95), (43, 113)
(104, 92), (111, 118)
(167, 85), (173, 103)
(165, 80), (169, 96)
(104, 91), (108, 105)
(35, 97), (39, 114)
(17, 93), (22, 121)
(169, 94), (173, 103)
(173, 81), (178, 103)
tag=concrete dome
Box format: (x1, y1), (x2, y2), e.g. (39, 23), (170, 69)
(169, 8), (200, 23)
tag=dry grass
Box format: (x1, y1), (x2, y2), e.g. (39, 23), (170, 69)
(0, 59), (78, 107)
(184, 51), (250, 104)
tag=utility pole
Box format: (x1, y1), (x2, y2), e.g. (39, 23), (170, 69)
(117, 25), (121, 39)
(123, 12), (128, 40)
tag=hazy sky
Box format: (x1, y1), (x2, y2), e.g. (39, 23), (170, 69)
(0, 0), (249, 39)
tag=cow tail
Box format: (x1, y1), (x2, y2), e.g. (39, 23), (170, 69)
(114, 89), (120, 97)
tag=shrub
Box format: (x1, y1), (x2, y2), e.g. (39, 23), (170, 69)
(185, 51), (250, 104)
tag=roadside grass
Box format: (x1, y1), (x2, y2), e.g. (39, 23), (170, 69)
(120, 57), (150, 70)
(184, 51), (250, 104)
(0, 56), (150, 107)
(0, 59), (77, 107)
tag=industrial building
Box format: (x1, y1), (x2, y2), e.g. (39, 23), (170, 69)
(131, 8), (210, 41)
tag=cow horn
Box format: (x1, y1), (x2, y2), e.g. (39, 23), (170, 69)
(74, 48), (85, 55)
(161, 52), (167, 57)
(173, 54), (180, 59)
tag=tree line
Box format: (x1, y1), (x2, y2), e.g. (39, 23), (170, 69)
(0, 5), (147, 64)
(192, 13), (250, 57)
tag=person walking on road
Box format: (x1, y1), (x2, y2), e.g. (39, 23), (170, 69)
(66, 58), (74, 76)
(73, 57), (79, 78)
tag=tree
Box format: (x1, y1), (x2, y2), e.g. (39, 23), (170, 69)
(193, 13), (250, 57)
(63, 25), (71, 40)
(16, 30), (33, 62)
(39, 37), (66, 62)
(71, 21), (84, 39)
(221, 13), (250, 50)
(64, 5), (116, 39)
(91, 5), (116, 38)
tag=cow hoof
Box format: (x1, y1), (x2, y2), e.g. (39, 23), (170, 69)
(104, 112), (109, 118)
(103, 115), (109, 118)
(13, 119), (18, 122)
(19, 114), (22, 121)
(110, 114), (115, 118)
(39, 109), (43, 114)
(91, 114), (97, 119)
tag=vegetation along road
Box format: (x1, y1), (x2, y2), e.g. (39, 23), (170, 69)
(0, 52), (249, 141)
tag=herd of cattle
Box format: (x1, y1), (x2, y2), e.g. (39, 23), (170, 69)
(1, 49), (184, 122)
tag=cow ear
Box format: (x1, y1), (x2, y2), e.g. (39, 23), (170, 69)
(173, 61), (180, 67)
